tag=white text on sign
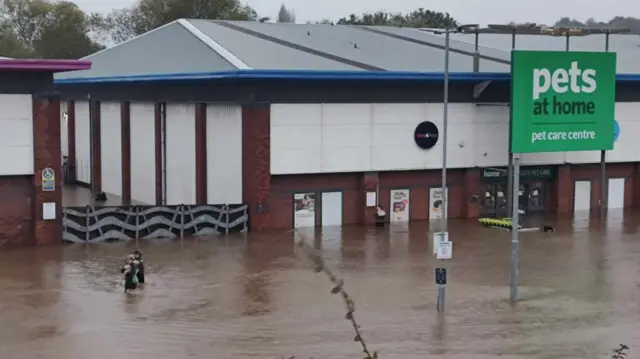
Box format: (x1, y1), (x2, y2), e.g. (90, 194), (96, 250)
(531, 130), (596, 143)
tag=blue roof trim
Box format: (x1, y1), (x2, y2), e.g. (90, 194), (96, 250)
(54, 69), (640, 84)
(55, 70), (510, 84)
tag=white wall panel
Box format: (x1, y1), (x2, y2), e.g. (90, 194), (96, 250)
(371, 103), (432, 170)
(206, 104), (242, 204)
(100, 102), (122, 197)
(322, 104), (372, 172)
(270, 102), (640, 175)
(60, 101), (68, 157)
(599, 103), (640, 163)
(75, 101), (91, 183)
(271, 104), (322, 174)
(0, 95), (33, 175)
(428, 104), (476, 168)
(130, 103), (156, 205)
(166, 103), (196, 205)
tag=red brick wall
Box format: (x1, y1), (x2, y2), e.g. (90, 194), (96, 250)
(154, 103), (163, 205)
(242, 105), (271, 231)
(0, 176), (34, 246)
(195, 103), (207, 204)
(379, 169), (465, 220)
(266, 169), (467, 229)
(120, 101), (131, 203)
(90, 101), (101, 193)
(66, 100), (76, 182)
(270, 173), (361, 229)
(361, 172), (378, 225)
(32, 93), (62, 245)
(568, 163), (635, 212)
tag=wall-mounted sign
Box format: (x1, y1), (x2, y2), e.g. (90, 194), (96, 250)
(414, 121), (439, 149)
(614, 120), (620, 142)
(293, 193), (315, 228)
(429, 187), (448, 220)
(389, 189), (410, 222)
(510, 50), (616, 153)
(481, 166), (555, 182)
(42, 167), (55, 191)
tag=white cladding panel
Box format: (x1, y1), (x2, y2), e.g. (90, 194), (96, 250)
(206, 104), (243, 204)
(166, 103), (196, 205)
(75, 101), (91, 183)
(60, 101), (68, 157)
(130, 103), (156, 205)
(597, 103), (639, 163)
(271, 102), (640, 174)
(0, 95), (34, 175)
(100, 102), (122, 197)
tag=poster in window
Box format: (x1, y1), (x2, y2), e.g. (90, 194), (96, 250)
(389, 189), (410, 222)
(294, 193), (315, 228)
(429, 187), (448, 220)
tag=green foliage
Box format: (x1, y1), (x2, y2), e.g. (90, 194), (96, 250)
(554, 16), (640, 33)
(100, 0), (259, 43)
(277, 3), (294, 23)
(337, 8), (458, 28)
(0, 0), (103, 58)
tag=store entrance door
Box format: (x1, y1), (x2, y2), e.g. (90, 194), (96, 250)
(480, 181), (547, 217)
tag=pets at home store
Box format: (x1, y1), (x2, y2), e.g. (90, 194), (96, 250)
(480, 166), (555, 216)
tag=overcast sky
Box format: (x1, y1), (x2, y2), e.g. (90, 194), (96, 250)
(79, 0), (637, 25)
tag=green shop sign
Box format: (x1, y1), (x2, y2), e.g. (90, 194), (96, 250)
(510, 50), (616, 153)
(482, 166), (555, 182)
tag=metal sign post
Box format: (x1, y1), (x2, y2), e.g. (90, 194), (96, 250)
(437, 27), (451, 313)
(600, 31), (610, 218)
(506, 30), (517, 216)
(435, 234), (452, 311)
(435, 267), (447, 311)
(509, 154), (520, 302)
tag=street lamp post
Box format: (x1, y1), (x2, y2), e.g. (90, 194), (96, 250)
(420, 24), (478, 312)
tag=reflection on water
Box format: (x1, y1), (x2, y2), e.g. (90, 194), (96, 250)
(1, 213), (640, 359)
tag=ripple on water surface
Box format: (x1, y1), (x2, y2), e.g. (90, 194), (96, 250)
(0, 215), (639, 358)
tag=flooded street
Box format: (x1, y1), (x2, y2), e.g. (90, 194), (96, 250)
(1, 213), (640, 359)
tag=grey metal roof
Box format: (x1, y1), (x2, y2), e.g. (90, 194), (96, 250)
(197, 20), (507, 72)
(186, 20), (361, 71)
(55, 20), (640, 80)
(56, 21), (236, 79)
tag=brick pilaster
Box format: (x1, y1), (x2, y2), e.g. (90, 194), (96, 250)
(242, 105), (271, 231)
(32, 92), (62, 245)
(555, 164), (572, 213)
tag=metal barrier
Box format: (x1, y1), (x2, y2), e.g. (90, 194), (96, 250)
(62, 204), (249, 243)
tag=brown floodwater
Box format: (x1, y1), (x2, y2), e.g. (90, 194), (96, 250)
(1, 211), (640, 359)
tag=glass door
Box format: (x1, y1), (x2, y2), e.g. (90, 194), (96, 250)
(524, 181), (546, 212)
(480, 184), (509, 217)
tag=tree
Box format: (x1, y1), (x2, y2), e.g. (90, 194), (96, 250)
(0, 0), (104, 58)
(102, 0), (259, 44)
(309, 19), (333, 25)
(277, 3), (294, 23)
(337, 8), (458, 28)
(553, 16), (640, 33)
(0, 21), (31, 57)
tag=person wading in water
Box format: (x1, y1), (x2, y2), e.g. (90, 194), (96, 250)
(120, 254), (139, 293)
(132, 250), (145, 284)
